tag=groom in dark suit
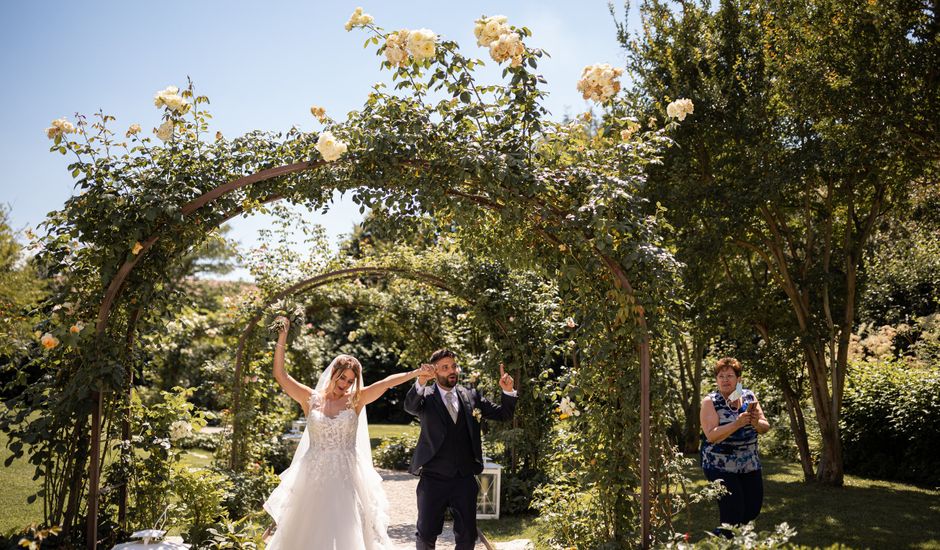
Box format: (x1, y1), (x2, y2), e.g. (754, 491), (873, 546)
(404, 349), (517, 550)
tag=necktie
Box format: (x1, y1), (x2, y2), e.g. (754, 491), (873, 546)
(446, 391), (458, 423)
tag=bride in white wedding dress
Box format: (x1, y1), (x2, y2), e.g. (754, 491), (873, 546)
(264, 317), (431, 550)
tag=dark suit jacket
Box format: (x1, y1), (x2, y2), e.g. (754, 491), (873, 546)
(404, 382), (517, 476)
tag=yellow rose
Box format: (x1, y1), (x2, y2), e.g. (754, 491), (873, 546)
(577, 63), (624, 103)
(126, 124), (142, 138)
(40, 333), (59, 350)
(45, 118), (77, 139)
(70, 322), (84, 334)
(132, 242), (144, 255)
(310, 105), (327, 122)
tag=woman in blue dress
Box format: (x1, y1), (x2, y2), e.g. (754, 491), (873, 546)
(700, 357), (771, 534)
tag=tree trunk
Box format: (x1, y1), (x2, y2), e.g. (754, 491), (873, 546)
(680, 338), (704, 453)
(803, 343), (844, 485)
(61, 416), (90, 539)
(780, 375), (814, 481)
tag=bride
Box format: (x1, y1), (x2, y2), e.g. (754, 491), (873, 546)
(264, 316), (429, 549)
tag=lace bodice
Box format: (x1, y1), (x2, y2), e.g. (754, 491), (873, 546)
(306, 391), (359, 452)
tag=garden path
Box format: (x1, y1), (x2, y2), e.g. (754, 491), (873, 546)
(379, 469), (532, 550)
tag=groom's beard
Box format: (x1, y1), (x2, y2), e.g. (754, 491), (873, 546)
(436, 373), (458, 389)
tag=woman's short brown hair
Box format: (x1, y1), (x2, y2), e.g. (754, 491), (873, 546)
(714, 357), (742, 377)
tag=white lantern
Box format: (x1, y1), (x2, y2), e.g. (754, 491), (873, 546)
(475, 458), (502, 519)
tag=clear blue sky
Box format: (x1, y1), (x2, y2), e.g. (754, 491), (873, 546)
(0, 1), (636, 279)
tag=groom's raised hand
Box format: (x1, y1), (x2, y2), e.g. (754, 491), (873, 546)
(498, 363), (514, 392)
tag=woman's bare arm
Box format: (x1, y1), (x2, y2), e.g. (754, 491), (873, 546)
(356, 366), (431, 414)
(272, 316), (314, 415)
(700, 396), (751, 444)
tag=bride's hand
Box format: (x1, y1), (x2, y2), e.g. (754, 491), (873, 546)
(275, 316), (290, 336)
(416, 364), (434, 385)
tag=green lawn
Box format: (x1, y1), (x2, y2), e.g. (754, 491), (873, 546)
(0, 429), (43, 535)
(674, 457), (940, 549)
(4, 427), (938, 548)
(368, 422), (419, 448)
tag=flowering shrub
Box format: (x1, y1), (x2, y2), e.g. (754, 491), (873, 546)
(13, 9), (691, 546)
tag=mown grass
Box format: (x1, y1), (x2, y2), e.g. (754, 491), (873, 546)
(674, 457), (940, 549)
(368, 421), (419, 448)
(0, 429), (43, 535)
(4, 427), (937, 548)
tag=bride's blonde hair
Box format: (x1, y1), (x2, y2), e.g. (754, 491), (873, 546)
(325, 354), (363, 407)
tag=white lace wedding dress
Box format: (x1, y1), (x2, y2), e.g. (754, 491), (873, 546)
(263, 391), (391, 549)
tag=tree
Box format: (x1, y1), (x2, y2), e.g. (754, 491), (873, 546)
(618, 0), (939, 484)
(0, 206), (46, 358)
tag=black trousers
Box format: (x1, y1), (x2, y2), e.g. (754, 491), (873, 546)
(704, 469), (764, 530)
(415, 472), (479, 550)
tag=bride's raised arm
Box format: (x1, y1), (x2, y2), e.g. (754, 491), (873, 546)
(357, 364), (433, 413)
(271, 316), (315, 415)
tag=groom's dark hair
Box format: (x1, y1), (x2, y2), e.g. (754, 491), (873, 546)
(429, 348), (456, 363)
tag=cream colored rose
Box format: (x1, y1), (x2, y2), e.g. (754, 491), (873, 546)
(385, 30), (410, 66)
(474, 15), (508, 46)
(566, 317), (577, 329)
(154, 120), (174, 142)
(40, 333), (59, 350)
(620, 120), (640, 140)
(169, 420), (193, 442)
(45, 118), (77, 139)
(577, 63), (624, 103)
(489, 31), (524, 67)
(558, 396), (580, 419)
(345, 7), (374, 31)
(407, 28), (437, 61)
(666, 98), (694, 121)
(126, 124), (142, 138)
(315, 131), (348, 162)
(153, 86), (187, 113)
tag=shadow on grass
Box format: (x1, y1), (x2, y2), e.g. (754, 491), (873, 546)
(676, 458), (940, 549)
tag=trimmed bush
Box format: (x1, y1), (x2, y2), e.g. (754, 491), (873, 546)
(841, 361), (940, 485)
(372, 433), (418, 470)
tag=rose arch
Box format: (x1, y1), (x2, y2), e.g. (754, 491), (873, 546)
(227, 263), (532, 470)
(20, 12), (692, 549)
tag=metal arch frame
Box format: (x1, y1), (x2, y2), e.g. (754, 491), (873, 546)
(227, 265), (504, 470)
(86, 160), (654, 549)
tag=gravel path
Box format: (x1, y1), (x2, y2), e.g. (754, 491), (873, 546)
(379, 469), (532, 550)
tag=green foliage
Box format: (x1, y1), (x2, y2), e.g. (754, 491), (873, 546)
(840, 361), (940, 485)
(617, 0), (939, 484)
(108, 386), (207, 531)
(659, 522), (798, 549)
(217, 466), (280, 520)
(171, 466), (229, 546)
(204, 515), (266, 549)
(372, 433), (418, 470)
(0, 205), (46, 359)
(24, 13), (683, 544)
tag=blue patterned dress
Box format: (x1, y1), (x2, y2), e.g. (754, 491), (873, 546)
(701, 389), (761, 473)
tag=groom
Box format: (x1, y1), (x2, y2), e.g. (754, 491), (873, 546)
(404, 349), (517, 550)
